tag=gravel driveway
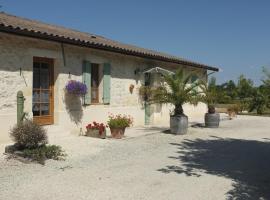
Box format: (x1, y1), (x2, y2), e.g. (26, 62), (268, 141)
(0, 115), (270, 200)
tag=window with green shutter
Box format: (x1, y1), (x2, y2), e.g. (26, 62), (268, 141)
(103, 63), (111, 104)
(91, 63), (100, 103)
(82, 60), (91, 105)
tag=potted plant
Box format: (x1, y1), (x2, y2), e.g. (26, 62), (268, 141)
(65, 80), (87, 96)
(198, 79), (220, 128)
(107, 114), (133, 139)
(227, 104), (239, 119)
(141, 70), (199, 134)
(85, 122), (106, 139)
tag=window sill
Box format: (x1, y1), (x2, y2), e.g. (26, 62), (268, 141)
(83, 103), (110, 106)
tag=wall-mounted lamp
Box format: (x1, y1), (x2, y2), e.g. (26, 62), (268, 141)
(129, 84), (135, 94)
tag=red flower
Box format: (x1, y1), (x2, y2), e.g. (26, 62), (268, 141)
(86, 121), (107, 135)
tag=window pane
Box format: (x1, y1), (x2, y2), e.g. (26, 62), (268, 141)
(91, 88), (98, 101)
(40, 63), (50, 89)
(91, 64), (99, 87)
(40, 103), (49, 115)
(32, 103), (40, 116)
(33, 63), (40, 88)
(33, 90), (40, 103)
(91, 64), (99, 102)
(40, 91), (49, 103)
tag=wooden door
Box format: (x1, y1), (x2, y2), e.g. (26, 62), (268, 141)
(32, 57), (54, 125)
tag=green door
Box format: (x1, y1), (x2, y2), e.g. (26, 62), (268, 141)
(144, 73), (151, 125)
(145, 103), (151, 125)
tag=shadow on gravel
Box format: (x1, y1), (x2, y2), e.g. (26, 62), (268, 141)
(158, 137), (270, 200)
(190, 123), (205, 128)
(135, 127), (168, 132)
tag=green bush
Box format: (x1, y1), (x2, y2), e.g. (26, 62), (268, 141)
(22, 145), (66, 164)
(10, 120), (48, 149)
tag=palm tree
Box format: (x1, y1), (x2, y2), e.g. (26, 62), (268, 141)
(148, 70), (199, 115)
(198, 79), (221, 128)
(198, 79), (219, 113)
(140, 70), (199, 134)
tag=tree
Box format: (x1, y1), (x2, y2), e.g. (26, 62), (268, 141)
(262, 67), (270, 94)
(237, 75), (255, 100)
(145, 70), (199, 116)
(209, 77), (231, 104)
(198, 79), (219, 113)
(223, 80), (238, 100)
(249, 87), (270, 114)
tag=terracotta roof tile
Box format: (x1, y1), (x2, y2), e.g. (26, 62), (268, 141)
(0, 12), (218, 71)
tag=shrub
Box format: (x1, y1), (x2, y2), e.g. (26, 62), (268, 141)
(10, 120), (48, 149)
(107, 114), (133, 128)
(22, 145), (66, 165)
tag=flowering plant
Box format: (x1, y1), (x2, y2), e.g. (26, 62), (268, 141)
(107, 114), (133, 128)
(86, 122), (107, 135)
(65, 80), (87, 96)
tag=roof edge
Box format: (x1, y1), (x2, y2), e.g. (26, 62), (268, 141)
(0, 24), (219, 72)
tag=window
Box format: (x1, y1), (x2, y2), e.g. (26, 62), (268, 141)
(91, 63), (100, 103)
(82, 61), (111, 105)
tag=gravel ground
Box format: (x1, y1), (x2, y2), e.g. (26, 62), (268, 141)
(0, 115), (270, 200)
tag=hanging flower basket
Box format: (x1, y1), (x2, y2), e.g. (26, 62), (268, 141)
(65, 80), (87, 96)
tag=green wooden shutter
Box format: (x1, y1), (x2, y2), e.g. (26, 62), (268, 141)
(82, 60), (91, 105)
(103, 63), (111, 104)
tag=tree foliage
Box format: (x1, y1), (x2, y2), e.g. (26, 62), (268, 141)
(248, 88), (270, 114)
(198, 78), (219, 112)
(210, 68), (270, 114)
(140, 70), (199, 116)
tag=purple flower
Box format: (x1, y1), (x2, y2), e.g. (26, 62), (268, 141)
(65, 80), (87, 96)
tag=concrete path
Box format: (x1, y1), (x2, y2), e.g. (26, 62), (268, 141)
(0, 115), (270, 200)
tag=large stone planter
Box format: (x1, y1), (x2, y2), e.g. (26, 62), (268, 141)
(85, 129), (106, 139)
(170, 114), (188, 135)
(205, 113), (220, 128)
(110, 127), (126, 139)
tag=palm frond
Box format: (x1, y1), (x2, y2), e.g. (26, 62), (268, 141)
(142, 69), (202, 115)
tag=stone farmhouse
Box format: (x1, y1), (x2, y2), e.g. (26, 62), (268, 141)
(0, 12), (218, 142)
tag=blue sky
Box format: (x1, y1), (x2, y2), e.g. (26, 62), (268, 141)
(1, 0), (270, 85)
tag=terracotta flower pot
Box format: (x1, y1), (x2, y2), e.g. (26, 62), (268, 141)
(228, 111), (236, 120)
(85, 129), (106, 139)
(110, 127), (126, 139)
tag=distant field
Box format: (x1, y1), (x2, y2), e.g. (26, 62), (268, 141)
(216, 104), (270, 117)
(238, 113), (270, 117)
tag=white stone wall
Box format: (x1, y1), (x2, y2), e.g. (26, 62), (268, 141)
(0, 32), (207, 143)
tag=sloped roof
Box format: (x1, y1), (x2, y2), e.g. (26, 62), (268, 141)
(0, 12), (218, 71)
